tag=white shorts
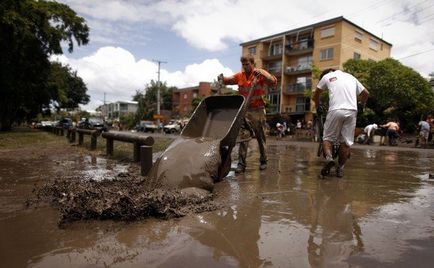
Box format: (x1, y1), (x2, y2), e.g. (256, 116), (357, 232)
(420, 130), (429, 140)
(323, 109), (357, 146)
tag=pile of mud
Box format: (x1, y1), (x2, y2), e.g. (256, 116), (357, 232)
(29, 172), (219, 226)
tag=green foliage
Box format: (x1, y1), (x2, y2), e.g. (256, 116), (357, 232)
(119, 113), (136, 130)
(0, 0), (89, 130)
(48, 62), (90, 110)
(134, 80), (174, 122)
(344, 58), (434, 132)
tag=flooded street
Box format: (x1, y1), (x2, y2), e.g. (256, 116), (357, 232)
(1, 141), (434, 267)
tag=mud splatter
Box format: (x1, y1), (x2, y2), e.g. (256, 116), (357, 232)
(29, 172), (220, 226)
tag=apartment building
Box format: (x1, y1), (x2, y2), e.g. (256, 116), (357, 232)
(172, 82), (235, 117)
(240, 16), (392, 122)
(172, 82), (213, 117)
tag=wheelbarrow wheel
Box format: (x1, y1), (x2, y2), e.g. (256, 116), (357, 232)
(218, 154), (232, 180)
(217, 145), (233, 180)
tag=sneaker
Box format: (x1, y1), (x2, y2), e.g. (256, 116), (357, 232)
(336, 166), (344, 178)
(259, 161), (267, 170)
(235, 164), (246, 174)
(321, 158), (335, 177)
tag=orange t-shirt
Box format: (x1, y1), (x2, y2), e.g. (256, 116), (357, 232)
(224, 68), (276, 109)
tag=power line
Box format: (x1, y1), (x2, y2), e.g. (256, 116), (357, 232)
(397, 48), (434, 59)
(377, 0), (433, 25)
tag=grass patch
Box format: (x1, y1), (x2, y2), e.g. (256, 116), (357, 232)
(0, 127), (61, 149)
(0, 127), (174, 158)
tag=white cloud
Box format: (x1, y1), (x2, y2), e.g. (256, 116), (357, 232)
(51, 47), (234, 111)
(56, 0), (434, 107)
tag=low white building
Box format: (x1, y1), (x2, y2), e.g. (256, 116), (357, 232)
(100, 101), (138, 120)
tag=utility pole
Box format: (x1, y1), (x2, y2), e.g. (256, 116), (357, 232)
(152, 59), (167, 125)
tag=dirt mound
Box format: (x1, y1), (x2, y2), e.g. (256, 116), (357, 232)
(29, 172), (219, 226)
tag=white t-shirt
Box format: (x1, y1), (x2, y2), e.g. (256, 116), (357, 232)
(317, 70), (366, 111)
(419, 121), (430, 132)
(364, 123), (378, 136)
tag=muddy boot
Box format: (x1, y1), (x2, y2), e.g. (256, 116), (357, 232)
(320, 156), (335, 177)
(259, 161), (267, 170)
(336, 166), (344, 178)
(235, 164), (246, 174)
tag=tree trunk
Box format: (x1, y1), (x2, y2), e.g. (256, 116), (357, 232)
(0, 101), (15, 131)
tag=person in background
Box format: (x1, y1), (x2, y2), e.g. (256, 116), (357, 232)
(218, 55), (277, 173)
(313, 68), (369, 178)
(417, 117), (430, 148)
(276, 122), (285, 139)
(363, 123), (378, 145)
(381, 120), (400, 146)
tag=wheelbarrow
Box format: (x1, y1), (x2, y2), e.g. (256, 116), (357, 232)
(147, 95), (247, 191)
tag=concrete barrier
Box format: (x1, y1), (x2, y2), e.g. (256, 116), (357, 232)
(101, 131), (154, 162)
(66, 128), (76, 143)
(76, 128), (100, 150)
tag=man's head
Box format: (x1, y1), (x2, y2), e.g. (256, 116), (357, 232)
(319, 68), (336, 80)
(240, 55), (255, 72)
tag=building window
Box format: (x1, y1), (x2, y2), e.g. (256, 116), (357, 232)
(320, 27), (335, 38)
(299, 38), (308, 49)
(296, 97), (307, 112)
(296, 76), (312, 88)
(268, 61), (282, 74)
(193, 92), (198, 98)
(184, 93), (187, 99)
(120, 103), (128, 111)
(248, 46), (256, 55)
(297, 56), (313, 70)
(353, 52), (361, 60)
(354, 31), (362, 42)
(369, 39), (379, 50)
(320, 48), (334, 60)
(270, 43), (282, 56)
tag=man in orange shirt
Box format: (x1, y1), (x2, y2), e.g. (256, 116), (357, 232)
(218, 55), (277, 173)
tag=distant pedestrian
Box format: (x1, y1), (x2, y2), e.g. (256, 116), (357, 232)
(381, 120), (400, 146)
(296, 120), (302, 129)
(417, 118), (430, 148)
(363, 123), (378, 145)
(276, 123), (285, 139)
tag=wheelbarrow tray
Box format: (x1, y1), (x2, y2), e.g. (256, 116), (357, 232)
(181, 95), (246, 180)
(181, 95), (245, 147)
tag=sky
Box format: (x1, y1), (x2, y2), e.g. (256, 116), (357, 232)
(52, 0), (434, 111)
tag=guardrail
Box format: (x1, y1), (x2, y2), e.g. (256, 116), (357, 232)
(76, 129), (101, 150)
(101, 131), (155, 175)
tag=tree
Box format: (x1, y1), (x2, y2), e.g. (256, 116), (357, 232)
(0, 0), (89, 130)
(48, 62), (90, 111)
(344, 58), (434, 132)
(134, 80), (174, 123)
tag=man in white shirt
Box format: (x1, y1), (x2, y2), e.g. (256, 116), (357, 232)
(417, 119), (430, 148)
(313, 68), (369, 177)
(364, 123), (378, 145)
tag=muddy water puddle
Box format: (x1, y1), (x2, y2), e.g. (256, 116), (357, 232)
(1, 143), (434, 267)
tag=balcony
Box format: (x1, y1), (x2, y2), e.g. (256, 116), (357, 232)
(262, 52), (283, 61)
(267, 68), (282, 77)
(285, 39), (314, 56)
(285, 64), (312, 75)
(284, 82), (312, 95)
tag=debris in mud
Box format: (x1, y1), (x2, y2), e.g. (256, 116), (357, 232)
(28, 172), (220, 226)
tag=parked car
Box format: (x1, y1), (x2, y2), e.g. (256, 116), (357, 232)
(78, 118), (108, 131)
(57, 118), (73, 129)
(135, 121), (158, 133)
(163, 120), (182, 134)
